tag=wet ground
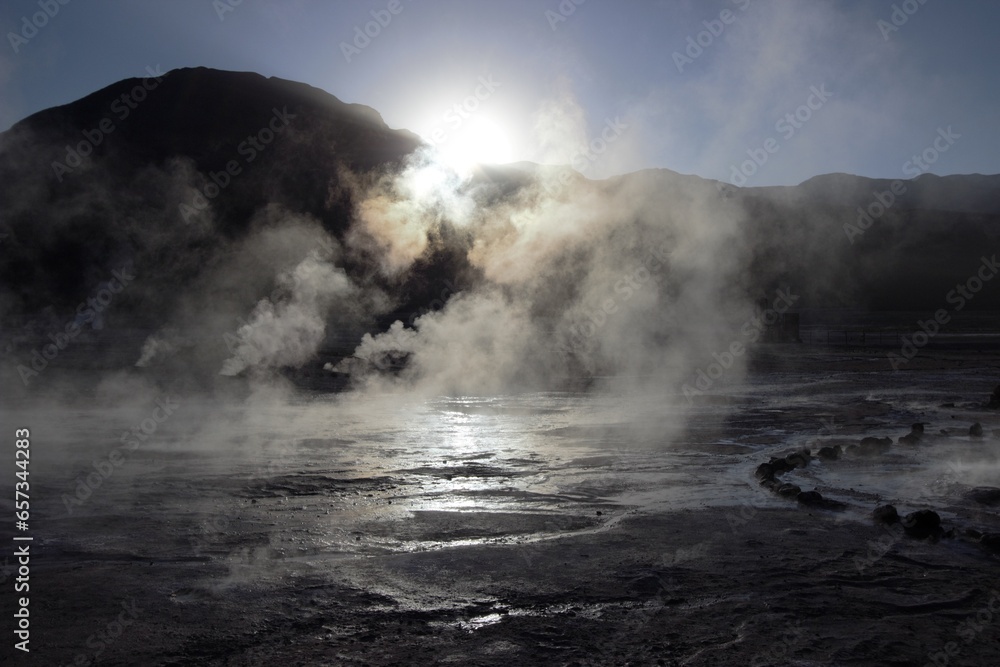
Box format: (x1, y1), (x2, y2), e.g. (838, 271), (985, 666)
(5, 346), (1000, 665)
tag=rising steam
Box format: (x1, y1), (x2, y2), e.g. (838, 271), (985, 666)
(219, 251), (354, 376)
(1, 76), (762, 407)
(331, 131), (754, 397)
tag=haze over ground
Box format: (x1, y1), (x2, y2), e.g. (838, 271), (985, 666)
(3, 65), (999, 401)
(3, 4), (1000, 666)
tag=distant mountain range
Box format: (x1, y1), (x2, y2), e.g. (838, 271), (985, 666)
(2, 67), (998, 380)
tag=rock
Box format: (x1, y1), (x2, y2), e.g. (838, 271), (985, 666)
(901, 510), (941, 539)
(797, 491), (824, 505)
(776, 483), (801, 497)
(797, 490), (847, 510)
(966, 487), (1000, 506)
(817, 445), (841, 461)
(897, 423), (925, 445)
(754, 462), (776, 481)
(768, 457), (794, 474)
(980, 533), (1000, 552)
(785, 449), (811, 469)
(857, 436), (893, 454)
(988, 385), (1000, 409)
(969, 422), (983, 438)
(872, 505), (899, 525)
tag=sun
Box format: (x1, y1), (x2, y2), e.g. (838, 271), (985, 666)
(435, 116), (513, 174)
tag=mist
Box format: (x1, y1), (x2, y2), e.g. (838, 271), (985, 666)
(2, 60), (999, 665)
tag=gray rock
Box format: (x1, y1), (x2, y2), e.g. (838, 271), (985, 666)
(966, 487), (1000, 505)
(817, 445), (841, 460)
(776, 483), (802, 497)
(754, 462), (776, 481)
(872, 505), (899, 525)
(785, 449), (811, 469)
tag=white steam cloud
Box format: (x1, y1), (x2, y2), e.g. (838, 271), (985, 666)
(220, 251), (355, 376)
(333, 140), (754, 399)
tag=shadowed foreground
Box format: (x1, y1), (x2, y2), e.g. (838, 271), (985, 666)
(13, 347), (1000, 666)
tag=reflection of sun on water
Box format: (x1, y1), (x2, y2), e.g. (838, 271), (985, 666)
(422, 400), (509, 510)
(440, 410), (480, 455)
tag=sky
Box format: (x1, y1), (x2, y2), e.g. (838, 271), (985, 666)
(1, 0), (998, 186)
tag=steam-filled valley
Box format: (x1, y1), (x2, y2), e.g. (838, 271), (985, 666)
(3, 68), (1000, 666)
(4, 68), (1000, 398)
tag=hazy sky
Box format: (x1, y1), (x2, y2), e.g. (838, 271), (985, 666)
(2, 0), (998, 185)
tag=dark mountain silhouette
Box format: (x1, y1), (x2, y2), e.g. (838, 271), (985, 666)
(736, 171), (1000, 310)
(0, 67), (452, 332)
